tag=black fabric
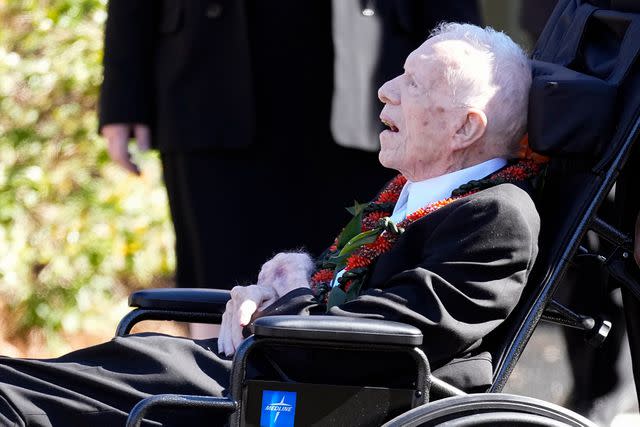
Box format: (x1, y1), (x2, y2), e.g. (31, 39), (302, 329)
(0, 183), (539, 423)
(160, 146), (393, 288)
(487, 0), (640, 399)
(430, 351), (494, 391)
(98, 0), (480, 289)
(0, 334), (231, 427)
(531, 0), (640, 162)
(99, 0), (482, 152)
(528, 60), (617, 157)
(102, 0), (400, 289)
(611, 0), (640, 13)
(256, 183), (540, 388)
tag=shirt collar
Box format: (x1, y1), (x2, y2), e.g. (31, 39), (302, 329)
(393, 158), (507, 219)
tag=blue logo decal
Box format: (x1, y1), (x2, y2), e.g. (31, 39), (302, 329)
(260, 390), (297, 427)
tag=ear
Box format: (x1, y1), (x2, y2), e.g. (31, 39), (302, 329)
(451, 108), (487, 151)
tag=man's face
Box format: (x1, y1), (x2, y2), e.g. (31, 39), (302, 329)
(378, 39), (467, 181)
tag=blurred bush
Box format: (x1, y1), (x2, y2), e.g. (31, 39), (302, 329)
(0, 0), (175, 352)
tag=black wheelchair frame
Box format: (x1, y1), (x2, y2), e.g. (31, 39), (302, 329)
(115, 0), (640, 425)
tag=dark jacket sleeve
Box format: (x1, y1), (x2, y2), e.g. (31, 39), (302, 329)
(98, 0), (155, 130)
(255, 187), (539, 367)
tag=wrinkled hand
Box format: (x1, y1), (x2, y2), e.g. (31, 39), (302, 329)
(102, 123), (151, 175)
(257, 252), (314, 295)
(217, 252), (314, 356)
(218, 284), (277, 356)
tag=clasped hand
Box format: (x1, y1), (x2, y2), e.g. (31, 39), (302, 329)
(217, 252), (313, 356)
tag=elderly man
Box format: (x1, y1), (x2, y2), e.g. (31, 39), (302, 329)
(0, 23), (539, 425)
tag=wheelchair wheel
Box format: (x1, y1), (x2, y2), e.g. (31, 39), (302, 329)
(382, 393), (597, 427)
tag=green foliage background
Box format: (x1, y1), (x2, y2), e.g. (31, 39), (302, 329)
(0, 0), (175, 351)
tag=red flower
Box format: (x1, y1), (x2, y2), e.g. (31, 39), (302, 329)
(311, 161), (541, 305)
(311, 269), (334, 284)
(362, 211), (389, 230)
(359, 246), (378, 260)
(346, 255), (369, 270)
(391, 174), (407, 188)
(328, 237), (339, 252)
(377, 190), (399, 204)
(368, 235), (392, 253)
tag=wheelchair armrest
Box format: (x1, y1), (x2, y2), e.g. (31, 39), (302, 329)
(128, 288), (231, 314)
(252, 315), (423, 346)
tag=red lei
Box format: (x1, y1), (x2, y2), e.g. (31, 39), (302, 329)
(311, 159), (543, 308)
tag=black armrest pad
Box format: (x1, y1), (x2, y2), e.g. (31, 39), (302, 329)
(252, 315), (423, 346)
(128, 288), (231, 314)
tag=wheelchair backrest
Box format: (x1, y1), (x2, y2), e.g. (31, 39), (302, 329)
(486, 0), (640, 391)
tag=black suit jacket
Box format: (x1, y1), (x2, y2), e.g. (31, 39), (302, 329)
(256, 183), (540, 390)
(99, 0), (480, 152)
(0, 182), (538, 426)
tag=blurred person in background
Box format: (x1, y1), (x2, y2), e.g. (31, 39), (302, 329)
(99, 0), (481, 338)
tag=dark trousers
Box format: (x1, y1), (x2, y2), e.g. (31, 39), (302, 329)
(161, 145), (394, 289)
(0, 334), (231, 426)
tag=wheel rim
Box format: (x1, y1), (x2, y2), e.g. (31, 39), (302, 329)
(382, 393), (597, 427)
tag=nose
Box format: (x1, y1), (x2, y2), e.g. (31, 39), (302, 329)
(378, 76), (400, 105)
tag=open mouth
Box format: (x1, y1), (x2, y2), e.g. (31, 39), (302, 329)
(381, 118), (399, 132)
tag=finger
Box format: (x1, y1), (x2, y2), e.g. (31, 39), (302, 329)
(106, 131), (140, 175)
(222, 315), (236, 356)
(238, 299), (258, 326)
(222, 330), (235, 356)
(218, 300), (234, 355)
(244, 285), (277, 311)
(243, 285), (273, 307)
(218, 310), (229, 354)
(230, 311), (245, 352)
(257, 287), (278, 310)
(134, 124), (151, 152)
(230, 291), (256, 351)
(229, 285), (246, 301)
(226, 285), (268, 353)
(228, 305), (244, 356)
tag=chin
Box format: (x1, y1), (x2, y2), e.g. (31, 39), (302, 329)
(377, 150), (395, 171)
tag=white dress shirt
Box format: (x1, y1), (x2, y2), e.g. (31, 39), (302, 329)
(331, 158), (507, 288)
(390, 158), (507, 222)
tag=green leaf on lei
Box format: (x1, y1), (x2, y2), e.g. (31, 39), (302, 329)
(338, 228), (380, 257)
(337, 201), (369, 248)
(345, 200), (368, 216)
(327, 286), (347, 309)
(345, 279), (365, 301)
(326, 228), (379, 268)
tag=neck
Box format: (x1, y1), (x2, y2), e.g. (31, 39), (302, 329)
(403, 153), (495, 182)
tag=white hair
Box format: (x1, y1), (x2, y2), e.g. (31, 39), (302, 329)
(430, 23), (531, 157)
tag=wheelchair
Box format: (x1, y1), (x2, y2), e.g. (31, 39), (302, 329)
(114, 0), (640, 425)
